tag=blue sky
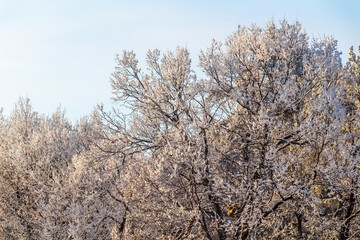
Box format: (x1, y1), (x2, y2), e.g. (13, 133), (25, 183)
(0, 0), (359, 121)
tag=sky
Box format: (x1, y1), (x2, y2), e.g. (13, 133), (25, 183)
(0, 0), (359, 121)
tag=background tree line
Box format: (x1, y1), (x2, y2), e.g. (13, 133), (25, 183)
(0, 20), (359, 239)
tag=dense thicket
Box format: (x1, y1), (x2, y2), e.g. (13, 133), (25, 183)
(0, 20), (359, 239)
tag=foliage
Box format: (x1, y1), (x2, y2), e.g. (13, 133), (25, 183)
(0, 20), (359, 240)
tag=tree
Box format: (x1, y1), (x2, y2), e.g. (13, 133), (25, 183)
(95, 20), (359, 239)
(0, 20), (358, 240)
(0, 98), (92, 239)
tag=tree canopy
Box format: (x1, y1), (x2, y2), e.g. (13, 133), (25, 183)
(0, 20), (359, 240)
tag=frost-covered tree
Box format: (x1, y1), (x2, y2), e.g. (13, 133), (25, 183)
(0, 98), (92, 239)
(0, 20), (359, 240)
(95, 20), (360, 239)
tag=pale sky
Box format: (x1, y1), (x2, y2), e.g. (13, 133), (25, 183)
(0, 0), (359, 121)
